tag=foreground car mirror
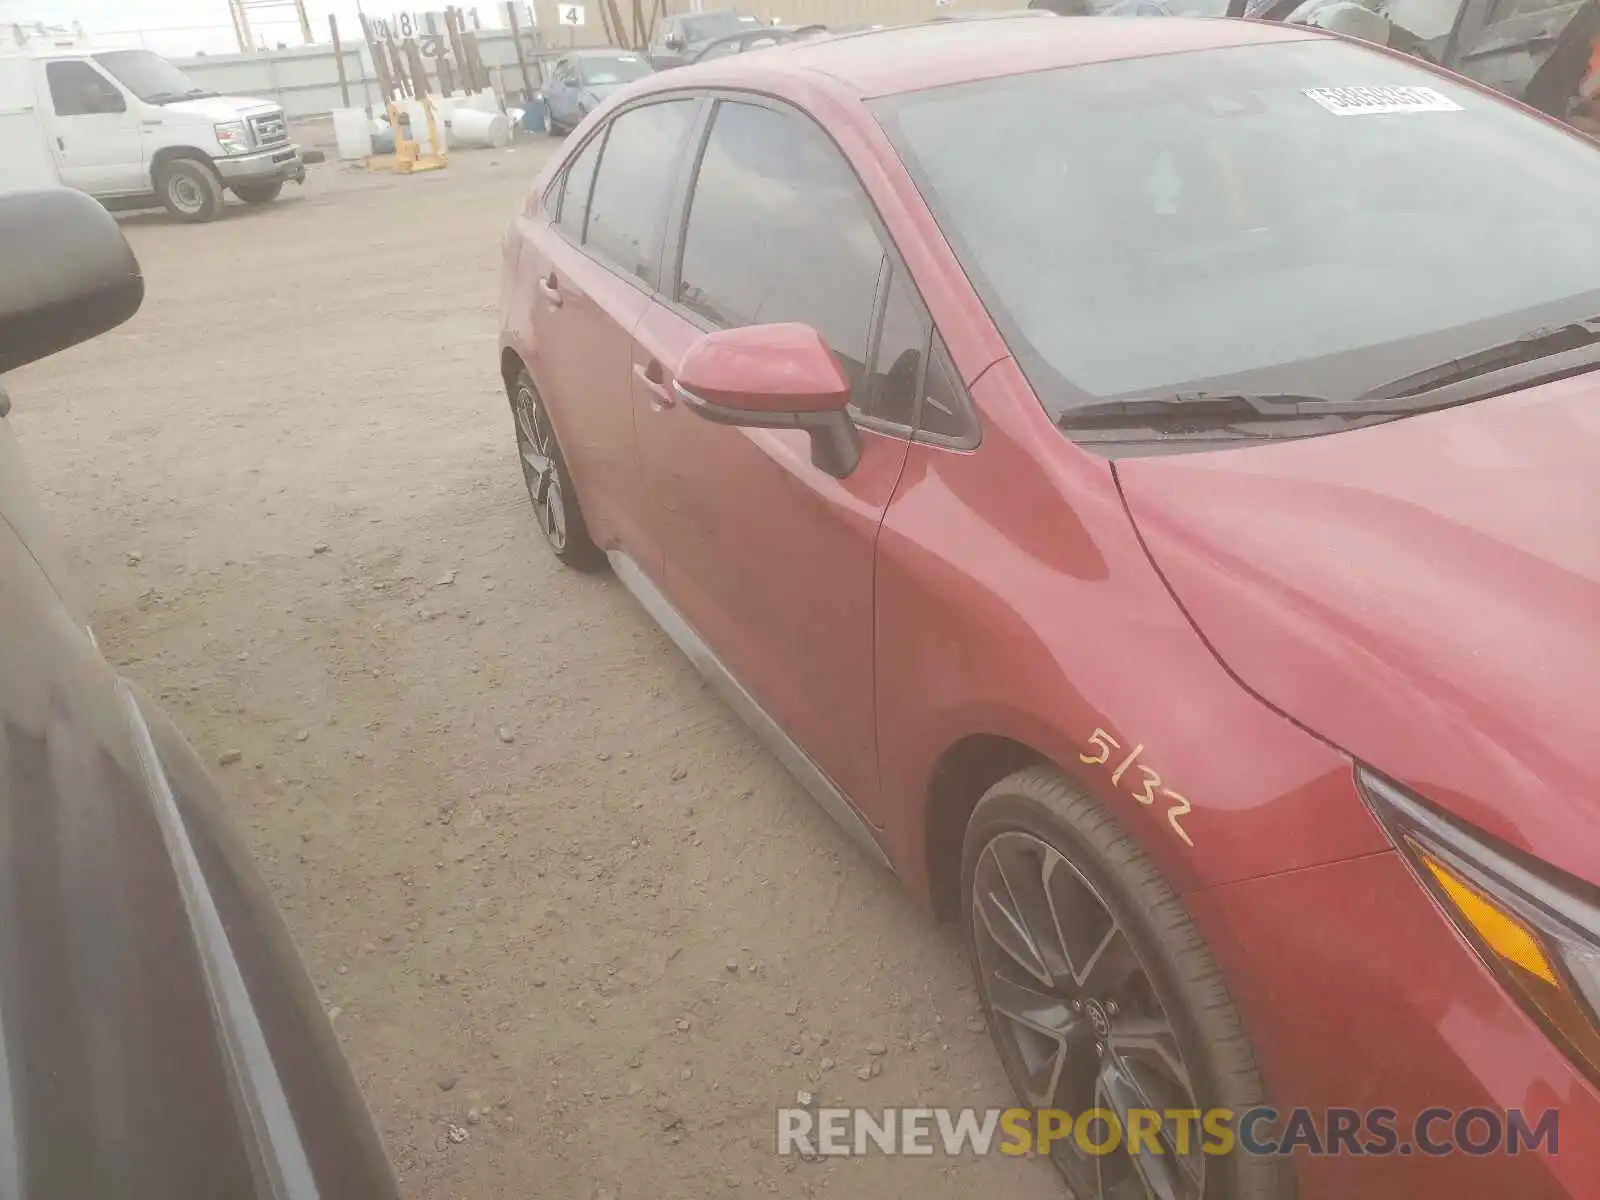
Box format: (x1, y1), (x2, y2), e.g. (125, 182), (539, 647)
(674, 323), (862, 478)
(0, 189), (143, 376)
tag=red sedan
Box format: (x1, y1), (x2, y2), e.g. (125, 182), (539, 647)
(499, 16), (1600, 1198)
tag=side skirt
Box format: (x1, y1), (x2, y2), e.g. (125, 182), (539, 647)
(607, 550), (894, 873)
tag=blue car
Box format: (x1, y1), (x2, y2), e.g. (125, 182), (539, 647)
(539, 49), (655, 134)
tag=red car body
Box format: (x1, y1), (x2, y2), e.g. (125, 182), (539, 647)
(500, 17), (1600, 1197)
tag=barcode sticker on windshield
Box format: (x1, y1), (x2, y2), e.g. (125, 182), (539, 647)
(1302, 86), (1463, 116)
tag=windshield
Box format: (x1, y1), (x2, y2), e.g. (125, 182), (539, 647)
(579, 54), (653, 85)
(873, 40), (1600, 417)
(93, 49), (211, 104)
(683, 11), (759, 40)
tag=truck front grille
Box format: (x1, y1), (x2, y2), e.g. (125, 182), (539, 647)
(250, 111), (289, 149)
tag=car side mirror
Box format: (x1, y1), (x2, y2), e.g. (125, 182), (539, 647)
(674, 323), (861, 478)
(665, 33), (684, 49)
(0, 189), (144, 376)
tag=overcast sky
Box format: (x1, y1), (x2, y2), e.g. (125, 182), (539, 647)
(1, 1), (510, 55)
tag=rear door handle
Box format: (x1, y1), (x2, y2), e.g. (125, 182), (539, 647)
(633, 361), (674, 409)
(538, 273), (562, 307)
(55, 136), (64, 151)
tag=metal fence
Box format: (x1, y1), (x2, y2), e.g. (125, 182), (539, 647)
(167, 0), (1005, 119)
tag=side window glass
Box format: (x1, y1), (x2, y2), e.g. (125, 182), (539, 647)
(864, 266), (928, 428)
(556, 131), (603, 241)
(48, 61), (123, 116)
(918, 339), (976, 444)
(678, 101), (885, 406)
(585, 99), (697, 289)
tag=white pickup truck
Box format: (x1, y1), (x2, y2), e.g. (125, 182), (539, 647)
(0, 37), (304, 223)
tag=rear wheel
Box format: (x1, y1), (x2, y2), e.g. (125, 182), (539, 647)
(156, 157), (223, 223)
(961, 767), (1293, 1200)
(233, 181), (283, 205)
(510, 371), (602, 571)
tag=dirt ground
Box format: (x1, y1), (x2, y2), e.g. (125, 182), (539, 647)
(6, 141), (1063, 1200)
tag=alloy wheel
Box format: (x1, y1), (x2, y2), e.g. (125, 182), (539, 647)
(971, 830), (1205, 1199)
(513, 383), (567, 553)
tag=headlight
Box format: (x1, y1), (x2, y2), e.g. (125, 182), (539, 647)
(1361, 767), (1600, 1083)
(214, 121), (251, 155)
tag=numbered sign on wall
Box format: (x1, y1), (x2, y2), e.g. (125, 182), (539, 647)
(559, 4), (586, 25)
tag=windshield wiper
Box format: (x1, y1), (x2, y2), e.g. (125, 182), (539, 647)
(1362, 316), (1600, 400)
(184, 87), (218, 98)
(1056, 390), (1398, 430)
(141, 90), (186, 105)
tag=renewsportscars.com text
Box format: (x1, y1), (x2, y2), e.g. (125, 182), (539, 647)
(775, 1106), (1561, 1159)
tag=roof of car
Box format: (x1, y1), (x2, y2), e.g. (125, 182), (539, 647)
(668, 15), (1318, 99)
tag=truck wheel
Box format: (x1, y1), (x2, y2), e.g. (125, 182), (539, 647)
(233, 181), (284, 205)
(156, 158), (223, 223)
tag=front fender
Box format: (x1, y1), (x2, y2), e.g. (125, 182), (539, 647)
(874, 360), (1388, 902)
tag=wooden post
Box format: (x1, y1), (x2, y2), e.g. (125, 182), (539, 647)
(427, 12), (457, 95)
(329, 13), (352, 108)
(505, 2), (537, 101)
(444, 8), (471, 89)
(405, 37), (432, 99)
(359, 12), (397, 101)
(462, 30), (490, 91)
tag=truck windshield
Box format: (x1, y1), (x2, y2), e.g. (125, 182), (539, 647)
(93, 50), (215, 105)
(683, 12), (759, 40)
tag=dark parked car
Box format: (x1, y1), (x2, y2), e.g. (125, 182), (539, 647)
(648, 9), (765, 69)
(502, 15), (1600, 1198)
(0, 188), (400, 1200)
(1248, 0), (1599, 127)
(539, 48), (655, 134)
(688, 26), (812, 63)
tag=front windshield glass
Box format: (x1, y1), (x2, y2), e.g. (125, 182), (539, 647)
(579, 53), (653, 84)
(93, 49), (211, 104)
(683, 11), (758, 40)
(873, 39), (1600, 413)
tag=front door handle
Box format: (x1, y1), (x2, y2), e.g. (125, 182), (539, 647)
(633, 361), (674, 409)
(56, 136), (64, 151)
(538, 273), (562, 307)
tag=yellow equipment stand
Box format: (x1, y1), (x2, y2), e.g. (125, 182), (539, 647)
(364, 97), (448, 174)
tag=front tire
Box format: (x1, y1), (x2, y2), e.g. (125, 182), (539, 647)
(961, 766), (1293, 1200)
(510, 371), (603, 571)
(233, 181), (284, 205)
(156, 157), (223, 223)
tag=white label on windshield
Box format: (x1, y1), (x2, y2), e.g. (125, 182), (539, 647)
(1302, 86), (1463, 116)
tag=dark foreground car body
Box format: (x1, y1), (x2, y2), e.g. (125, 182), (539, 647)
(501, 16), (1600, 1197)
(0, 190), (398, 1199)
(1251, 0), (1599, 125)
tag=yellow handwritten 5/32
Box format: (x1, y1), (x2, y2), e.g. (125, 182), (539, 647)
(1079, 727), (1194, 847)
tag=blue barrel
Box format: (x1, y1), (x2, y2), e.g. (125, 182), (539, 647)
(520, 96), (548, 133)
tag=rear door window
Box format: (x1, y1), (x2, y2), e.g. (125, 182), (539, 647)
(584, 99), (698, 289)
(676, 100), (886, 408)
